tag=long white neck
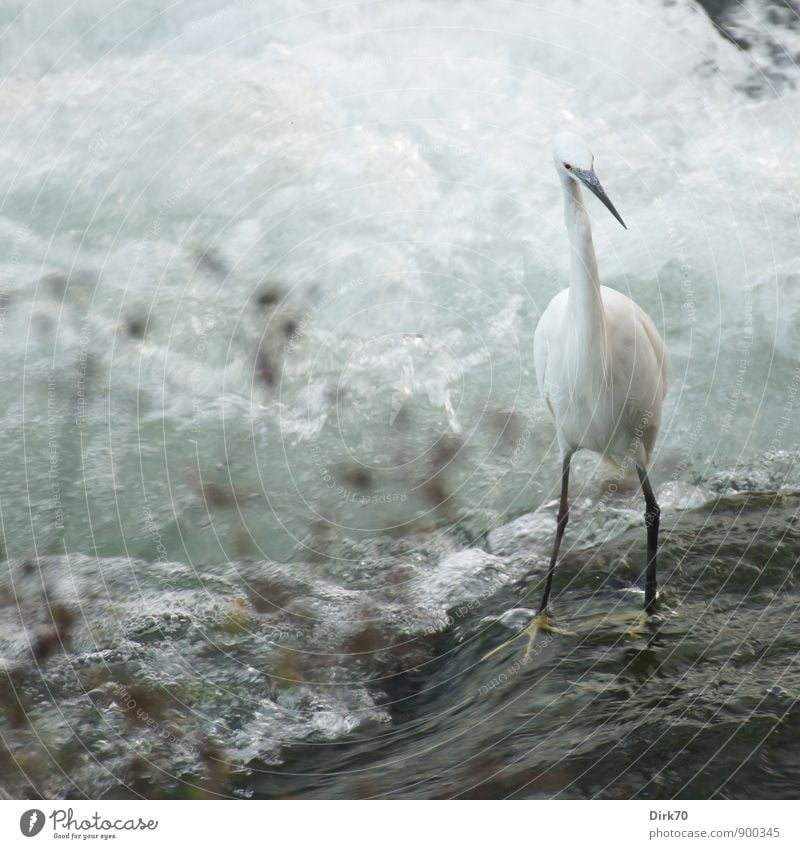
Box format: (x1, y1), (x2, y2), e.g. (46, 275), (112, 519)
(561, 174), (608, 365)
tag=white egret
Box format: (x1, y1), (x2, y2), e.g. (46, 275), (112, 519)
(490, 132), (668, 656)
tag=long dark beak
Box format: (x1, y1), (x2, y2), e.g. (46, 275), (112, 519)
(575, 168), (627, 230)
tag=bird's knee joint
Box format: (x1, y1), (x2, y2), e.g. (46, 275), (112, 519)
(645, 504), (660, 528)
(557, 511), (569, 532)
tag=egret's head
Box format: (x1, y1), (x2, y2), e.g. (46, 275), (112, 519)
(552, 132), (627, 230)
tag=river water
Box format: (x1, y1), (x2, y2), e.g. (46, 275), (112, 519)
(0, 0), (798, 799)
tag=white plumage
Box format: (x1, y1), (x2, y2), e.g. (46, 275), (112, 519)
(535, 284), (667, 467)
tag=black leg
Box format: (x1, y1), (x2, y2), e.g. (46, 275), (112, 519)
(538, 452), (572, 614)
(636, 464), (660, 614)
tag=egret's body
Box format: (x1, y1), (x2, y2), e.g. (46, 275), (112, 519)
(488, 133), (667, 657)
(534, 284), (666, 466)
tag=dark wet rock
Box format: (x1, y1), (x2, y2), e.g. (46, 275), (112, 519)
(1, 491), (799, 799)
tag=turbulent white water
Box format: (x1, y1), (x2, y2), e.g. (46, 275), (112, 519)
(1, 0), (800, 792)
(2, 0), (799, 566)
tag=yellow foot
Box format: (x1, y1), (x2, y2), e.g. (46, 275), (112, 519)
(624, 610), (660, 639)
(482, 610), (575, 662)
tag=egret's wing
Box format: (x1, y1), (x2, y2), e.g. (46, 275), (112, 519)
(601, 286), (668, 402)
(633, 301), (669, 400)
(534, 313), (556, 420)
(533, 290), (570, 420)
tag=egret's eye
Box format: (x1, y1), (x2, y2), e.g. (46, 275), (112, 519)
(564, 163), (572, 170)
